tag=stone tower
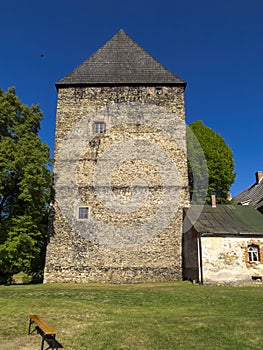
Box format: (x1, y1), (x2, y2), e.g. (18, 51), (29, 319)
(44, 30), (189, 283)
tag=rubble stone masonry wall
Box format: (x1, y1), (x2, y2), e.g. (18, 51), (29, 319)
(44, 86), (190, 283)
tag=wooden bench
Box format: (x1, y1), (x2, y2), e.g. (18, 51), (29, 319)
(28, 314), (63, 350)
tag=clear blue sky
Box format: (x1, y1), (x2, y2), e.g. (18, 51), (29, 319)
(1, 0), (262, 196)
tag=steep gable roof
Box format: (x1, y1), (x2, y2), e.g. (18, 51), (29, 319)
(56, 29), (186, 87)
(184, 205), (263, 236)
(234, 181), (263, 211)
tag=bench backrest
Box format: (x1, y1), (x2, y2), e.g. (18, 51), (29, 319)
(29, 314), (58, 335)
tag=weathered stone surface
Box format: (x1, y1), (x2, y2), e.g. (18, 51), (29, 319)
(44, 86), (190, 283)
(201, 237), (263, 285)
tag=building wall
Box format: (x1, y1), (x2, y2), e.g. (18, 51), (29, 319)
(44, 86), (190, 283)
(201, 236), (263, 285)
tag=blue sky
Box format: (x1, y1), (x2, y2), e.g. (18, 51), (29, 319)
(1, 0), (262, 196)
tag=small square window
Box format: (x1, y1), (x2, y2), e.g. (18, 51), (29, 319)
(248, 245), (260, 262)
(78, 207), (89, 219)
(94, 122), (106, 133)
(155, 87), (162, 95)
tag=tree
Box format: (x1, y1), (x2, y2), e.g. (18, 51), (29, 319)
(187, 120), (235, 204)
(0, 87), (52, 283)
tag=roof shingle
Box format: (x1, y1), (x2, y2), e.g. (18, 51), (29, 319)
(234, 181), (263, 211)
(56, 29), (186, 86)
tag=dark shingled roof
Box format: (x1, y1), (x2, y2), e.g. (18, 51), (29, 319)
(184, 205), (263, 236)
(56, 29), (186, 87)
(234, 181), (263, 211)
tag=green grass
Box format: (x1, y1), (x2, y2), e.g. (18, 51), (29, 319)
(0, 281), (262, 349)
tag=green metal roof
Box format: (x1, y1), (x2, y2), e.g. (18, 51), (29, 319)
(184, 205), (263, 236)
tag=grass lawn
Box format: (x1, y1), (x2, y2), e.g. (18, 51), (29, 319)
(0, 281), (262, 350)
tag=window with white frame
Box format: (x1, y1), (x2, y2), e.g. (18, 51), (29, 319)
(248, 244), (260, 262)
(78, 206), (89, 220)
(94, 121), (106, 133)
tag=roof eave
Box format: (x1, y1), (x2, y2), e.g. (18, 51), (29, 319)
(55, 81), (187, 90)
(199, 231), (263, 237)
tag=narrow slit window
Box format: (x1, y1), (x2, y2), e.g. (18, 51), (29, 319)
(248, 244), (260, 262)
(78, 207), (89, 220)
(94, 121), (106, 133)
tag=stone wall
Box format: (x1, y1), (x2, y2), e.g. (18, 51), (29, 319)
(44, 85), (190, 283)
(201, 236), (263, 285)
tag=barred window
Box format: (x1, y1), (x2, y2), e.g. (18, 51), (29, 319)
(248, 245), (260, 262)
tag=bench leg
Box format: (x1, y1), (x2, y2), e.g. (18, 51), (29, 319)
(43, 335), (57, 350)
(28, 318), (33, 335)
(41, 336), (45, 350)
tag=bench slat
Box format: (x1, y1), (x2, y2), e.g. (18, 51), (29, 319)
(29, 314), (57, 335)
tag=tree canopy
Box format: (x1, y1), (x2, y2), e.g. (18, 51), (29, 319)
(0, 87), (52, 283)
(187, 120), (236, 204)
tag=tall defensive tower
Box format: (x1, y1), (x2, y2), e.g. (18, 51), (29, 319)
(44, 30), (189, 283)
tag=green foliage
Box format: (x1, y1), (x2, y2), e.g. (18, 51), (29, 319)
(187, 120), (235, 204)
(0, 87), (52, 283)
(186, 125), (209, 204)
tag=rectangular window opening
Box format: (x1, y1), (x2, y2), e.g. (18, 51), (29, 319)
(78, 206), (89, 219)
(251, 276), (262, 281)
(94, 121), (106, 133)
(248, 244), (260, 262)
